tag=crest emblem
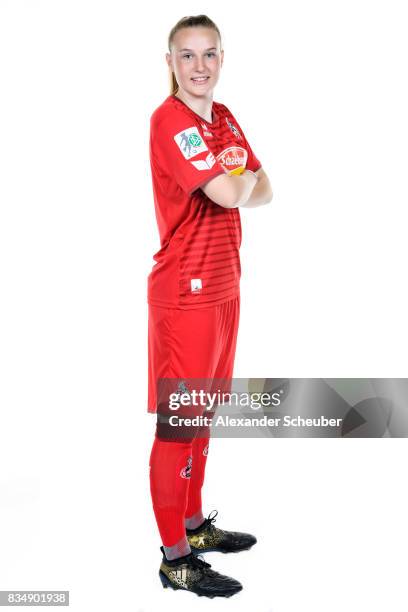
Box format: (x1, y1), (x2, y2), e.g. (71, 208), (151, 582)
(226, 117), (242, 139)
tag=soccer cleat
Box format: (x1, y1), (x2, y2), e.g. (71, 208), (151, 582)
(159, 546), (243, 598)
(186, 510), (257, 554)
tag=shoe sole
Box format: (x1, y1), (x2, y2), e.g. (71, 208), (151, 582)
(159, 570), (242, 598)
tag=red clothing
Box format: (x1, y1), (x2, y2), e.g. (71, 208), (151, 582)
(147, 295), (240, 414)
(148, 94), (261, 309)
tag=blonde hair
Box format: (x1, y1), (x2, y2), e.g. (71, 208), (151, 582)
(168, 15), (222, 95)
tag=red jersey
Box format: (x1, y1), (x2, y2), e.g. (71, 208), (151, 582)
(148, 94), (261, 309)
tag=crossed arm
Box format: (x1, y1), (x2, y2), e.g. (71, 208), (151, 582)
(201, 167), (273, 209)
(239, 168), (273, 208)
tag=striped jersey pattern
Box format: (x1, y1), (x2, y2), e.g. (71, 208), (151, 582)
(148, 95), (261, 309)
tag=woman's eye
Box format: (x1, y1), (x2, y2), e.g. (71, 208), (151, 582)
(182, 53), (216, 60)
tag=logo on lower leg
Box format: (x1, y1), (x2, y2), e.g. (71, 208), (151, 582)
(180, 456), (192, 479)
(203, 444), (209, 456)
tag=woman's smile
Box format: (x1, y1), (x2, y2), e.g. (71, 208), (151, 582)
(191, 76), (210, 85)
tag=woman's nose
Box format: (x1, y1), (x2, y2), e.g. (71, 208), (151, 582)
(194, 57), (205, 72)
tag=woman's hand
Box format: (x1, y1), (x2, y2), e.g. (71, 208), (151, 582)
(238, 168), (273, 208)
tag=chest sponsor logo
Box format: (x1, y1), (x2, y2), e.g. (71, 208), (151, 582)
(174, 126), (208, 159)
(216, 146), (248, 174)
(226, 117), (242, 139)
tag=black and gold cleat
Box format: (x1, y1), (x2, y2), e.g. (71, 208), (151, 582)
(186, 510), (257, 554)
(159, 546), (242, 598)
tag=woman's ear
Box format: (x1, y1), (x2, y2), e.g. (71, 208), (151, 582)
(165, 52), (172, 70)
(220, 49), (224, 68)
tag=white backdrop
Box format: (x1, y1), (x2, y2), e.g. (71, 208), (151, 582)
(1, 1), (407, 611)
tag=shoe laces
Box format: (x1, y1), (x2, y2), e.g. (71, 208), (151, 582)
(189, 553), (211, 571)
(205, 509), (219, 531)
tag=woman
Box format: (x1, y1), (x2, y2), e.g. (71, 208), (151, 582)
(147, 15), (273, 598)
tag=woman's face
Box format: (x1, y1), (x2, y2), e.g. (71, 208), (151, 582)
(166, 26), (224, 98)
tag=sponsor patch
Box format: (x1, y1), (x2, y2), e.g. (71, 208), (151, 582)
(174, 126), (208, 159)
(216, 146), (248, 174)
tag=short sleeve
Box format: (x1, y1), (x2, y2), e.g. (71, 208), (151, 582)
(242, 135), (262, 173)
(224, 107), (262, 173)
(150, 111), (226, 195)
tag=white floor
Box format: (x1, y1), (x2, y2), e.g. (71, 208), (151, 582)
(1, 434), (407, 612)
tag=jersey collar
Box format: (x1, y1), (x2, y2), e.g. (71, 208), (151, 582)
(170, 94), (219, 126)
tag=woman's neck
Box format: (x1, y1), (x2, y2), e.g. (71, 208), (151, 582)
(174, 90), (214, 124)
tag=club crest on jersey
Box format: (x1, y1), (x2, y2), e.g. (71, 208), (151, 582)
(180, 456), (192, 479)
(174, 126), (208, 159)
(226, 117), (242, 139)
(217, 146), (248, 174)
(203, 444), (209, 456)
